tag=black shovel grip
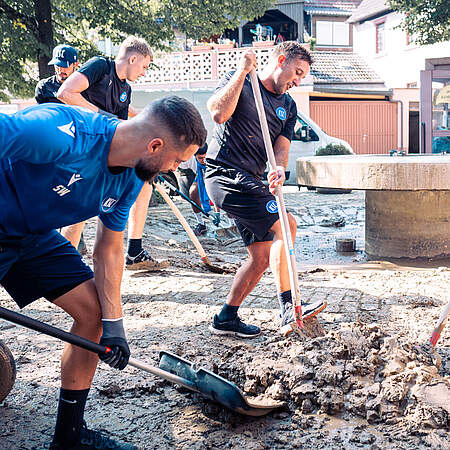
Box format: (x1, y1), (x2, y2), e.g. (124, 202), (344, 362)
(0, 306), (109, 356)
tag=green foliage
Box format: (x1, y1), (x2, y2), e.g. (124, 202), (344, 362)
(1, 0), (274, 101)
(315, 144), (353, 156)
(388, 0), (450, 45)
(149, 0), (274, 40)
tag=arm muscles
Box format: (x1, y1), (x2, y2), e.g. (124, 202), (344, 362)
(57, 72), (99, 113)
(207, 70), (247, 124)
(273, 135), (291, 170)
(92, 219), (125, 319)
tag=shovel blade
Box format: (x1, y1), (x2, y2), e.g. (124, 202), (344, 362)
(159, 351), (283, 416)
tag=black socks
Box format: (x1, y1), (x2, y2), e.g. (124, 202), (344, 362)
(52, 388), (89, 447)
(127, 238), (142, 257)
(278, 290), (293, 315)
(218, 304), (240, 322)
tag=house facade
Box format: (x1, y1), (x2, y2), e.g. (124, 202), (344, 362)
(347, 0), (450, 152)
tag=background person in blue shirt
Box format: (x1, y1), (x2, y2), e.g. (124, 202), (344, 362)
(57, 37), (166, 271)
(34, 44), (91, 255)
(0, 97), (206, 449)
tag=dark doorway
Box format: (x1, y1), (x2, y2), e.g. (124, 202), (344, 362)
(409, 111), (419, 153)
(225, 10), (297, 46)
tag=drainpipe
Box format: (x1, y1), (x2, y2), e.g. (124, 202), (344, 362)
(390, 99), (404, 152)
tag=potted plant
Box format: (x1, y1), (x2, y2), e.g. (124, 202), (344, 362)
(315, 143), (353, 194)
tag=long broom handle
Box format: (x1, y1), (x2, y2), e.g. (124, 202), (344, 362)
(249, 69), (303, 328)
(154, 182), (211, 265)
(430, 298), (450, 347)
(0, 306), (198, 389)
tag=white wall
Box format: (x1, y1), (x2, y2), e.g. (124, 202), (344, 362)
(352, 11), (450, 88)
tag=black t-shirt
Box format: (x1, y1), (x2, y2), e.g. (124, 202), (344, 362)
(208, 70), (297, 177)
(35, 75), (63, 104)
(79, 57), (131, 120)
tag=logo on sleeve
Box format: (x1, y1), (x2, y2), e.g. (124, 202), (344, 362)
(276, 107), (287, 121)
(119, 91), (127, 102)
(266, 200), (278, 213)
(57, 121), (75, 138)
(101, 197), (118, 212)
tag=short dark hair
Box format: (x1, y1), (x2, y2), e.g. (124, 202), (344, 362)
(150, 96), (207, 148)
(272, 41), (313, 66)
(196, 142), (208, 155)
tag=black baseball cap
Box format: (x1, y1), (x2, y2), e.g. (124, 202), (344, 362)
(48, 45), (78, 68)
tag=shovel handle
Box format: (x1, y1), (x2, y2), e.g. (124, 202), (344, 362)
(0, 306), (200, 391)
(156, 175), (209, 217)
(0, 306), (109, 356)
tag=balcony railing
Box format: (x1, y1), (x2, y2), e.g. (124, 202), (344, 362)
(134, 46), (276, 90)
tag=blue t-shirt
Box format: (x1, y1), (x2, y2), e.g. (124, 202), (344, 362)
(0, 104), (144, 236)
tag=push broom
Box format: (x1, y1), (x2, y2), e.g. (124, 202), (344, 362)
(249, 69), (303, 333)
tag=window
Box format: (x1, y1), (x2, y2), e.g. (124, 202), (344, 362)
(316, 21), (349, 46)
(293, 116), (319, 142)
(376, 21), (385, 53)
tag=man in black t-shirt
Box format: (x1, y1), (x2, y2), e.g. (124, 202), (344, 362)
(35, 44), (79, 104)
(205, 42), (327, 338)
(58, 36), (168, 271)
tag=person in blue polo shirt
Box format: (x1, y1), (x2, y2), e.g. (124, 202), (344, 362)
(57, 36), (167, 271)
(0, 97), (206, 449)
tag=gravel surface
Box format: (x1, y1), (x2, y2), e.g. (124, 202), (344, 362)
(1, 188), (449, 449)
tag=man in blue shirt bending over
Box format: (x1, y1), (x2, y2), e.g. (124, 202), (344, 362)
(0, 97), (206, 449)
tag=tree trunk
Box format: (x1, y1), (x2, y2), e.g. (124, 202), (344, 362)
(34, 0), (54, 79)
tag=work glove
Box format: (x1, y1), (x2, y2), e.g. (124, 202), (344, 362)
(99, 318), (130, 370)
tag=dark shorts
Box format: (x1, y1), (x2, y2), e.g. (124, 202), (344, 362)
(205, 161), (279, 246)
(0, 230), (94, 308)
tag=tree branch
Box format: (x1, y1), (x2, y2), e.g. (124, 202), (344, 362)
(0, 0), (38, 37)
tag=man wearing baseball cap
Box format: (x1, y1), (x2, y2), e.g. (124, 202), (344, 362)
(35, 44), (88, 254)
(35, 45), (79, 104)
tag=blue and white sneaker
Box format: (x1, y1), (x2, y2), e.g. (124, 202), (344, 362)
(280, 300), (327, 335)
(209, 314), (261, 338)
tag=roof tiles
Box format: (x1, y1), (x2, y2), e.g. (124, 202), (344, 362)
(311, 51), (383, 82)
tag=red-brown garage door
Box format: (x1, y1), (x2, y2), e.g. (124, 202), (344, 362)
(310, 101), (398, 154)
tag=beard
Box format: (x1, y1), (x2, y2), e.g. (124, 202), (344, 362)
(134, 157), (161, 182)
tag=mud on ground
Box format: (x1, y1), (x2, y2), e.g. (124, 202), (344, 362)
(0, 189), (449, 449)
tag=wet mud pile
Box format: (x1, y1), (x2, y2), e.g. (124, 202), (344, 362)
(217, 321), (449, 433)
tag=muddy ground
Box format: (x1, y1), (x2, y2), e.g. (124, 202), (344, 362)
(0, 188), (449, 449)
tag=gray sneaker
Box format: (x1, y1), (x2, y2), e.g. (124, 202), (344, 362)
(280, 300), (327, 336)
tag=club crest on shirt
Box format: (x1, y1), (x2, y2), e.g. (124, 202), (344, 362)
(276, 107), (287, 121)
(266, 200), (278, 213)
(120, 91), (127, 102)
(101, 197), (118, 212)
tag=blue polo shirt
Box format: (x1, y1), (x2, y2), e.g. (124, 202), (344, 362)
(0, 104), (144, 236)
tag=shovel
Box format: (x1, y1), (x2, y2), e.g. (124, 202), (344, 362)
(0, 306), (282, 416)
(154, 182), (229, 274)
